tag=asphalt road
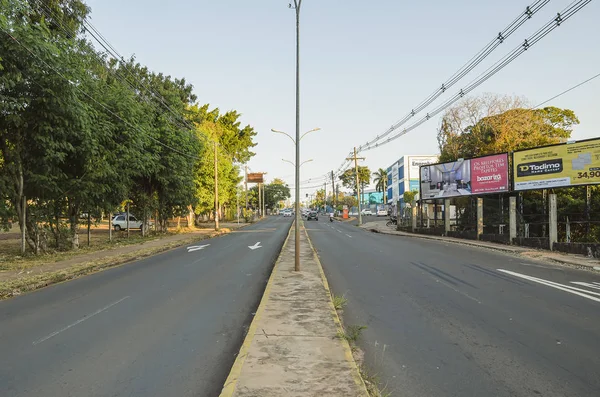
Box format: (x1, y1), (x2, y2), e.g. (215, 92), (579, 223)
(305, 217), (600, 397)
(0, 216), (292, 397)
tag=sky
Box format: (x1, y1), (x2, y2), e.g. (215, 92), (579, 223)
(86, 0), (600, 197)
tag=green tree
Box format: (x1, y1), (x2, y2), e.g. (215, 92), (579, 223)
(372, 168), (387, 200)
(339, 166), (371, 192)
(437, 94), (579, 161)
(264, 178), (291, 210)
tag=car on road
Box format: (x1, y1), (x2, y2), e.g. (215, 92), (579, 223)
(283, 210), (292, 217)
(112, 214), (152, 231)
(361, 209), (372, 216)
(306, 211), (319, 221)
(377, 209), (387, 217)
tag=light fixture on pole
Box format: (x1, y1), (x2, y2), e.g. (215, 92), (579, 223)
(271, 125), (319, 272)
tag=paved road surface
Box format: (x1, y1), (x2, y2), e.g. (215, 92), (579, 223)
(306, 217), (600, 397)
(0, 216), (291, 397)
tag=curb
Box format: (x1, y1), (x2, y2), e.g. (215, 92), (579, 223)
(218, 223), (293, 397)
(365, 226), (600, 272)
(303, 226), (370, 396)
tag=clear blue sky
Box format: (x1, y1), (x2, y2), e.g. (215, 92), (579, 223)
(87, 0), (599, 196)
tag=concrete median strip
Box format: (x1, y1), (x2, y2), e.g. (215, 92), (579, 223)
(218, 223), (369, 397)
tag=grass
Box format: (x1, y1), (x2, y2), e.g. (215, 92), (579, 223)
(337, 324), (367, 344)
(332, 293), (348, 310)
(359, 366), (393, 397)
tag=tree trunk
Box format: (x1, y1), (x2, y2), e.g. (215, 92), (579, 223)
(87, 212), (91, 247)
(109, 211), (112, 242)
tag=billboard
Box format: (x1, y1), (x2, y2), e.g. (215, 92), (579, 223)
(420, 153), (509, 199)
(246, 173), (264, 183)
(513, 138), (600, 191)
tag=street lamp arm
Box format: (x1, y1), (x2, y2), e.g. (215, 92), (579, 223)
(299, 159), (313, 167)
(271, 129), (296, 145)
(282, 159), (295, 167)
(300, 127), (321, 141)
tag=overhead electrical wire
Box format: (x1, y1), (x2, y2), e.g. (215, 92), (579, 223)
(1, 26), (204, 161)
(533, 71), (600, 108)
(32, 0), (238, 161)
(359, 0), (593, 152)
(356, 0), (550, 151)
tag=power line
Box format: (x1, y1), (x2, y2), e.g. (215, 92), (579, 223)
(533, 72), (600, 108)
(0, 26), (202, 161)
(360, 0), (592, 152)
(357, 0), (550, 150)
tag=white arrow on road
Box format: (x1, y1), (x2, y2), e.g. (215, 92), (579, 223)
(187, 244), (210, 253)
(248, 242), (262, 250)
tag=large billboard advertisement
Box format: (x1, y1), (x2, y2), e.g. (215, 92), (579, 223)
(420, 153), (509, 199)
(513, 138), (600, 191)
(407, 156), (438, 181)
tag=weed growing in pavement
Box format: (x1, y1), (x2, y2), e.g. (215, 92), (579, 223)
(332, 294), (348, 310)
(360, 365), (393, 397)
(337, 324), (367, 343)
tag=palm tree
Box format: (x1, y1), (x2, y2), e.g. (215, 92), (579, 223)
(372, 168), (387, 202)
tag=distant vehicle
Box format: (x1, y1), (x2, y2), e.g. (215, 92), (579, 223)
(361, 209), (372, 216)
(306, 211), (319, 221)
(376, 209), (387, 217)
(283, 210), (292, 217)
(112, 214), (152, 231)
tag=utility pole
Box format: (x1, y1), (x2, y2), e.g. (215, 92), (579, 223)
(262, 182), (266, 217)
(331, 170), (335, 209)
(245, 165), (248, 210)
(324, 182), (327, 212)
(347, 147), (365, 225)
(258, 183), (262, 218)
(214, 141), (219, 231)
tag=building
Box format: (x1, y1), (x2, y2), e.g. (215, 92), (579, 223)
(386, 155), (438, 213)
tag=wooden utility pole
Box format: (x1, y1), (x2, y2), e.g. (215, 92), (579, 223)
(258, 183), (262, 217)
(262, 183), (267, 218)
(331, 170), (335, 209)
(324, 182), (327, 212)
(214, 141), (219, 231)
(347, 147), (365, 225)
(126, 202), (130, 239)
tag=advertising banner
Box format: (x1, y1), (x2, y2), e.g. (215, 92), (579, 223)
(513, 138), (600, 191)
(420, 153), (509, 199)
(246, 173), (264, 183)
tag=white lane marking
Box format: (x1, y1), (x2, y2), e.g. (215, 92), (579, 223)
(187, 244), (210, 252)
(248, 241), (262, 250)
(346, 234), (352, 238)
(336, 229), (342, 233)
(497, 270), (600, 303)
(33, 296), (130, 345)
(571, 282), (600, 291)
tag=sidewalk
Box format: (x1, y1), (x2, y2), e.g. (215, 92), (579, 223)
(219, 224), (369, 397)
(361, 221), (600, 271)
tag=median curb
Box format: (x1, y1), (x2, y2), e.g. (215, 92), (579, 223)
(218, 222), (369, 397)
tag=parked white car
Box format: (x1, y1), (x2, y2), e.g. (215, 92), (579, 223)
(377, 209), (387, 217)
(112, 214), (152, 231)
(283, 210), (292, 217)
(361, 209), (372, 216)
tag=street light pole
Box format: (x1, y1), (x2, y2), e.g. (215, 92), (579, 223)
(294, 0), (302, 271)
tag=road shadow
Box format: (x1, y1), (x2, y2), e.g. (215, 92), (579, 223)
(410, 261), (478, 289)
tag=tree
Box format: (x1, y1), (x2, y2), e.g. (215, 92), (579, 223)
(372, 168), (387, 200)
(403, 191), (417, 206)
(263, 179), (291, 210)
(437, 94), (579, 161)
(339, 166), (371, 192)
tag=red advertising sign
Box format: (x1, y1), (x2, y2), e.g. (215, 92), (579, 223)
(470, 153), (509, 194)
